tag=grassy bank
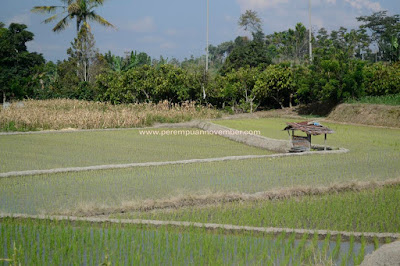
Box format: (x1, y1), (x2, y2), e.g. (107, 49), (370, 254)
(0, 218), (376, 265)
(0, 99), (221, 131)
(114, 185), (400, 233)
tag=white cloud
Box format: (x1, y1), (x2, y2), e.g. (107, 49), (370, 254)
(139, 35), (163, 44)
(6, 13), (31, 26)
(344, 0), (382, 11)
(237, 0), (381, 12)
(224, 15), (235, 22)
(237, 0), (289, 11)
(160, 42), (176, 49)
(124, 16), (156, 33)
(165, 29), (178, 36)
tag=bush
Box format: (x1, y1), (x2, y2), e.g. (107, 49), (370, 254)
(363, 63), (400, 96)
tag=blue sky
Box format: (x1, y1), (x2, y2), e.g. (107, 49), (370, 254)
(1, 0), (399, 62)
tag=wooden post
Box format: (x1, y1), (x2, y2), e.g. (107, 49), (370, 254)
(307, 134), (311, 150)
(288, 130), (292, 147)
(324, 134), (327, 151)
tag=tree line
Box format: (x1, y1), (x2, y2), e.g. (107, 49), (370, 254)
(1, 3), (399, 112)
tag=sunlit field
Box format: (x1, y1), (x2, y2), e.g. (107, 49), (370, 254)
(0, 119), (399, 215)
(1, 118), (399, 265)
(0, 128), (269, 173)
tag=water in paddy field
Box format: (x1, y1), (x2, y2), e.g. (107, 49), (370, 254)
(0, 223), (379, 265)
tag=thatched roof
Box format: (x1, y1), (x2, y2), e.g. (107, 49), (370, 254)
(283, 121), (334, 136)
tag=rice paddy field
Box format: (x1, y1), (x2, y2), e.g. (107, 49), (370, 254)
(114, 185), (400, 234)
(1, 116), (400, 264)
(0, 218), (379, 266)
(0, 128), (269, 172)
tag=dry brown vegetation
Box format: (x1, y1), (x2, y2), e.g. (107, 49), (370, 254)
(327, 104), (400, 128)
(0, 99), (221, 131)
(58, 177), (400, 217)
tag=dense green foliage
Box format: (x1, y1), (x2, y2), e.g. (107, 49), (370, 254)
(117, 185), (400, 233)
(0, 218), (376, 265)
(2, 11), (399, 112)
(0, 23), (44, 103)
(96, 64), (201, 104)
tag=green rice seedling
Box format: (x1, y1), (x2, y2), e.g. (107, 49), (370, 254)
(115, 185), (400, 234)
(329, 235), (342, 262)
(373, 237), (379, 250)
(0, 218), (378, 265)
(353, 236), (367, 265)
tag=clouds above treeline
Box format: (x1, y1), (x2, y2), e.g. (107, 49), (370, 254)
(1, 0), (397, 62)
(237, 0), (382, 11)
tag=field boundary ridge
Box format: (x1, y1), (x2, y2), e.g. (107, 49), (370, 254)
(0, 148), (348, 178)
(0, 213), (398, 241)
(58, 177), (400, 217)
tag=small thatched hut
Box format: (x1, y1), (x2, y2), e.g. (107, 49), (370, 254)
(283, 121), (334, 152)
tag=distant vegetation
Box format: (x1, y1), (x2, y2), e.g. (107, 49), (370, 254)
(1, 8), (400, 113)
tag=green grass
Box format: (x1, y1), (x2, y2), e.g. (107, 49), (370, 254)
(345, 94), (400, 106)
(0, 128), (270, 172)
(114, 185), (400, 233)
(0, 218), (377, 265)
(0, 119), (399, 214)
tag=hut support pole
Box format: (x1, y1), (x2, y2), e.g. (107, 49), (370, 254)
(324, 134), (327, 151)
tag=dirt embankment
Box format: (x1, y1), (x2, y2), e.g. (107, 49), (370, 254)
(221, 103), (400, 128)
(327, 104), (400, 128)
(361, 241), (400, 266)
(59, 177), (400, 217)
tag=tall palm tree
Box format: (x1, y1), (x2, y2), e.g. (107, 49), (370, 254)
(31, 0), (115, 35)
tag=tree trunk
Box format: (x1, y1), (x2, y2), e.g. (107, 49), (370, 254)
(2, 90), (5, 105)
(271, 95), (284, 109)
(83, 60), (87, 82)
(289, 93), (293, 108)
(76, 20), (81, 79)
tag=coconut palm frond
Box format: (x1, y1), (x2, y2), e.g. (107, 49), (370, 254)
(88, 0), (105, 5)
(31, 6), (62, 14)
(44, 14), (61, 24)
(53, 15), (71, 32)
(89, 13), (115, 29)
(68, 3), (81, 14)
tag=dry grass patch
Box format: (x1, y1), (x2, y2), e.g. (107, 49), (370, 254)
(0, 99), (221, 131)
(328, 104), (400, 128)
